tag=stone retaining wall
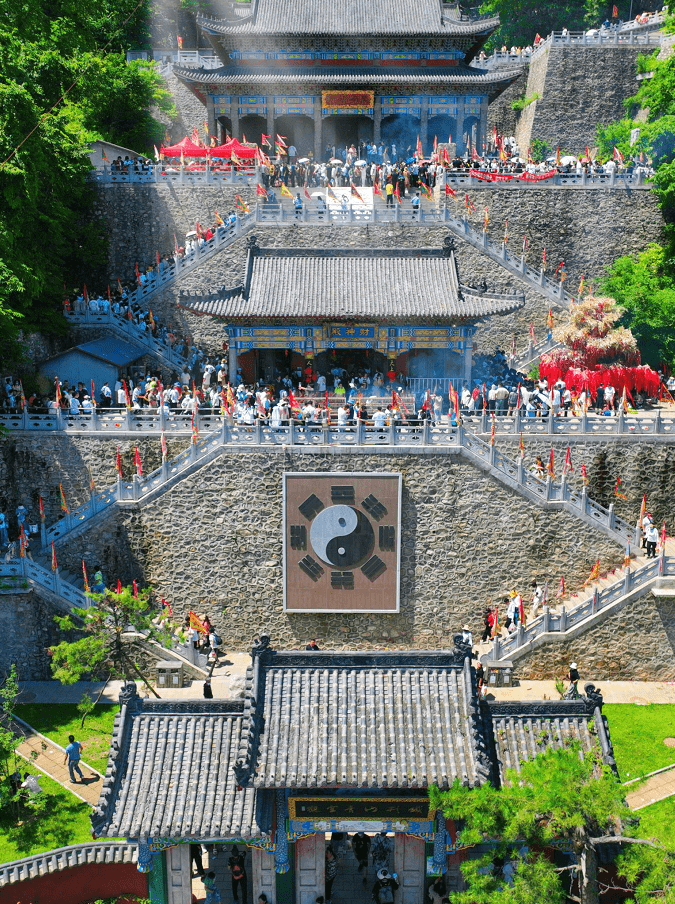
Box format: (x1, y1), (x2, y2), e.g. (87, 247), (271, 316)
(513, 592), (675, 681)
(515, 43), (646, 155)
(0, 589), (64, 680)
(91, 183), (662, 360)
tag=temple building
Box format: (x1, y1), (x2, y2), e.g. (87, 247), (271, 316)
(91, 636), (617, 904)
(173, 0), (523, 157)
(177, 237), (525, 388)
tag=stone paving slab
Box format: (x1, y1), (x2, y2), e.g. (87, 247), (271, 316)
(490, 680), (675, 703)
(625, 767), (675, 810)
(13, 723), (102, 807)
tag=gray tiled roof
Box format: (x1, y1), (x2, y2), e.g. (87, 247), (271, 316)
(0, 843), (137, 887)
(197, 3), (499, 35)
(177, 246), (525, 321)
(173, 63), (522, 88)
(486, 691), (617, 785)
(247, 650), (492, 790)
(91, 693), (268, 842)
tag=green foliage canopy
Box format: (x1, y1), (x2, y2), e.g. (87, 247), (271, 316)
(478, 1), (623, 51)
(0, 0), (174, 367)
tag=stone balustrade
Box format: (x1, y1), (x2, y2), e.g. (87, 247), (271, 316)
(2, 408), (674, 439)
(489, 552), (675, 665)
(444, 170), (650, 189)
(90, 163), (258, 184)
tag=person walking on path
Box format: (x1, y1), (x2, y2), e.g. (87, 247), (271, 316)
(325, 844), (339, 904)
(645, 522), (659, 558)
(64, 734), (84, 783)
(352, 831), (371, 884)
(203, 870), (222, 904)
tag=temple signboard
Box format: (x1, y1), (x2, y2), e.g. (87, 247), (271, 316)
(288, 796), (434, 835)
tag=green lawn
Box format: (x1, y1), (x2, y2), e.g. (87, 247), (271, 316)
(634, 796), (675, 848)
(15, 703), (117, 775)
(604, 704), (675, 780)
(0, 772), (95, 865)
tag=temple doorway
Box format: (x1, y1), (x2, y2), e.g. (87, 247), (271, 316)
(275, 114), (315, 157)
(322, 115), (373, 152)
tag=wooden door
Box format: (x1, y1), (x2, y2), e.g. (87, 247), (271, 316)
(393, 834), (425, 904)
(296, 833), (325, 904)
(253, 846), (276, 903)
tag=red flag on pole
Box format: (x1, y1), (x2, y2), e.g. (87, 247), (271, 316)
(563, 446), (573, 475)
(51, 542), (57, 572)
(639, 494), (647, 525)
(19, 525), (27, 558)
(547, 309), (554, 330)
(615, 476), (627, 499)
(39, 495), (45, 523)
(445, 184), (456, 198)
(519, 431), (524, 456)
(581, 461), (589, 484)
(394, 183), (401, 205)
(116, 445), (123, 478)
(660, 521), (667, 549)
(116, 579), (122, 594)
(547, 448), (555, 479)
(134, 447), (142, 477)
(161, 431), (167, 460)
(59, 483), (69, 514)
(530, 322), (536, 344)
(490, 413), (496, 445)
(82, 560), (90, 593)
(556, 576), (566, 598)
(583, 559), (600, 587)
(133, 580), (139, 598)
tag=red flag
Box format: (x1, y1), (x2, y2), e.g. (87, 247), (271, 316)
(612, 4), (619, 17)
(174, 234), (179, 254)
(529, 322), (536, 344)
(133, 580), (139, 598)
(373, 180), (382, 197)
(161, 597), (172, 617)
(135, 263), (140, 284)
(350, 181), (366, 204)
(613, 146), (624, 164)
(256, 183), (269, 198)
(615, 476), (627, 500)
(59, 483), (69, 514)
(472, 145), (480, 162)
(39, 495), (45, 523)
(547, 308), (554, 330)
(393, 182), (401, 205)
(51, 542), (57, 573)
(556, 576), (566, 598)
(189, 610), (208, 634)
(19, 525), (27, 558)
(553, 260), (564, 278)
(519, 431), (524, 456)
(82, 560), (90, 593)
(583, 559), (600, 587)
(325, 390), (331, 425)
(482, 382), (487, 412)
(192, 413), (200, 444)
(444, 184), (456, 198)
(122, 380), (131, 410)
(134, 447), (142, 478)
(261, 133), (271, 148)
(483, 207), (489, 231)
(563, 446), (573, 475)
(90, 379), (96, 408)
(542, 247), (547, 271)
(107, 285), (111, 302)
(83, 284), (89, 303)
(116, 579), (122, 594)
(660, 521), (667, 549)
(442, 147), (450, 165)
(581, 461), (589, 484)
(547, 448), (555, 479)
(519, 596), (526, 629)
(465, 194), (475, 213)
(161, 431), (167, 460)
(490, 413), (496, 446)
(116, 445), (123, 478)
(177, 34), (183, 49)
(304, 185), (312, 201)
(639, 494), (647, 524)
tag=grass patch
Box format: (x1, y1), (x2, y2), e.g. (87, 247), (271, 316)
(15, 703), (116, 775)
(0, 772), (95, 864)
(511, 91), (540, 112)
(604, 704), (675, 780)
(634, 796), (675, 848)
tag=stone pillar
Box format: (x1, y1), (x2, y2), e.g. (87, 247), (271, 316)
(206, 96), (217, 142)
(229, 332), (238, 384)
(455, 103), (465, 156)
(463, 333), (473, 386)
(314, 103), (322, 164)
(231, 99), (240, 141)
(267, 103), (275, 151)
(433, 812), (448, 873)
(421, 99), (429, 154)
(373, 96), (382, 145)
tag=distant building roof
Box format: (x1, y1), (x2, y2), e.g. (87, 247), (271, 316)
(177, 244), (525, 322)
(41, 338), (145, 369)
(197, 2), (500, 36)
(91, 695), (269, 842)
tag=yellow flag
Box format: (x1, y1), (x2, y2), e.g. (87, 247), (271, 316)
(280, 183), (293, 199)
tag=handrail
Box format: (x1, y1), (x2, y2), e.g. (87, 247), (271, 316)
(2, 408), (674, 438)
(9, 418), (635, 554)
(90, 163), (259, 183)
(0, 558), (91, 608)
(489, 553), (675, 664)
(64, 307), (189, 371)
(444, 171), (650, 189)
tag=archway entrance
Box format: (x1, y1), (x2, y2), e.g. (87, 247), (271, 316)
(428, 115), (457, 147)
(216, 115), (232, 142)
(381, 114), (422, 160)
(238, 114), (267, 146)
(322, 115), (373, 154)
(274, 115), (315, 157)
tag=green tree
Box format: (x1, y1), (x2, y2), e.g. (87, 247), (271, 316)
(50, 585), (172, 697)
(429, 744), (675, 904)
(601, 244), (675, 368)
(478, 1), (595, 50)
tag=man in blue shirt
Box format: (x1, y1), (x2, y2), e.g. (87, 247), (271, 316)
(64, 734), (84, 783)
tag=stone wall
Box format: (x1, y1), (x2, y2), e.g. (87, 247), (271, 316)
(0, 590), (65, 680)
(487, 69), (528, 140)
(514, 592), (675, 681)
(515, 43), (645, 155)
(160, 67), (209, 145)
(110, 186), (661, 357)
(48, 449), (625, 655)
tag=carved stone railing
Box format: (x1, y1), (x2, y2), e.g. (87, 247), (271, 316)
(90, 163), (259, 184)
(489, 553), (675, 665)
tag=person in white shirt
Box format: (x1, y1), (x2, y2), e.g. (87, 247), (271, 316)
(337, 405), (349, 427)
(372, 407), (387, 428)
(69, 394), (80, 414)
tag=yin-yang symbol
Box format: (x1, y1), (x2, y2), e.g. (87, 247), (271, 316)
(310, 504), (375, 568)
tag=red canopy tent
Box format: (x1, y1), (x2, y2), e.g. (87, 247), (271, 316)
(209, 138), (257, 160)
(160, 136), (208, 158)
